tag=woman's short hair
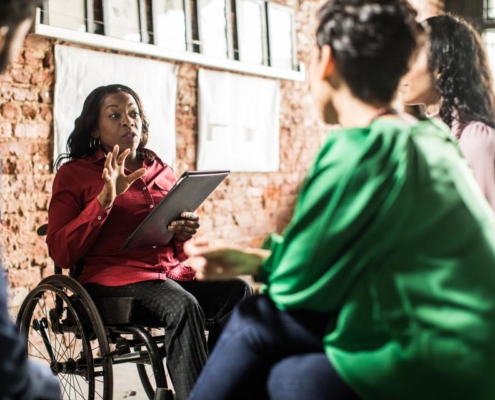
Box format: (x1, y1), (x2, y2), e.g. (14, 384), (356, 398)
(56, 84), (150, 168)
(315, 0), (422, 104)
(426, 14), (495, 128)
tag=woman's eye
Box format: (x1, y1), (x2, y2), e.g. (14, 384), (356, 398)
(110, 113), (120, 118)
(131, 111), (140, 118)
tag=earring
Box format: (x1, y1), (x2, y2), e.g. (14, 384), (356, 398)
(91, 137), (100, 149)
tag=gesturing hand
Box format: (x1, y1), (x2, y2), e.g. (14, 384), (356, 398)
(184, 238), (269, 281)
(168, 212), (200, 242)
(97, 145), (146, 209)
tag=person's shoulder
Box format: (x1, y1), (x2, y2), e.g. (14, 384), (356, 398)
(459, 120), (495, 139)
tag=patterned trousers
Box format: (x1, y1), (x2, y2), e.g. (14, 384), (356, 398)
(84, 278), (253, 400)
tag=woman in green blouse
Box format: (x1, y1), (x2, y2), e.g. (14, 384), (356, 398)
(186, 1), (495, 399)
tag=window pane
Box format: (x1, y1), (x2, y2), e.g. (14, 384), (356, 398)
(268, 6), (294, 70)
(486, 0), (495, 19)
(198, 0), (229, 58)
(47, 0), (86, 32)
(237, 0), (265, 65)
(104, 0), (141, 42)
(154, 0), (187, 51)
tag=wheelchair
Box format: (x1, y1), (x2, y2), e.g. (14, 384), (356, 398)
(16, 224), (176, 400)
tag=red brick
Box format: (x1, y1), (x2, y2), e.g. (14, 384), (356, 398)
(23, 48), (45, 68)
(24, 35), (52, 52)
(39, 105), (53, 122)
(10, 68), (31, 84)
(12, 87), (38, 101)
(21, 105), (38, 119)
(15, 123), (50, 139)
(30, 70), (53, 86)
(1, 102), (20, 121)
(0, 122), (12, 137)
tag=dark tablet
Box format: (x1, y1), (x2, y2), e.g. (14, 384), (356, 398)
(120, 170), (230, 251)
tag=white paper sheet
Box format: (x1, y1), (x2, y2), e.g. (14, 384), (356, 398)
(197, 69), (280, 172)
(54, 45), (178, 166)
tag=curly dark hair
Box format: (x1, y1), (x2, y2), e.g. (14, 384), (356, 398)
(426, 14), (495, 129)
(56, 84), (150, 169)
(315, 0), (422, 104)
(0, 0), (41, 27)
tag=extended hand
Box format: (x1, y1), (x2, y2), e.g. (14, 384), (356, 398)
(97, 145), (146, 209)
(184, 239), (269, 280)
(168, 212), (200, 242)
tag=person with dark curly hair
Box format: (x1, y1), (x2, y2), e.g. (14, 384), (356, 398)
(46, 84), (253, 400)
(0, 0), (61, 398)
(184, 1), (495, 399)
(400, 14), (495, 210)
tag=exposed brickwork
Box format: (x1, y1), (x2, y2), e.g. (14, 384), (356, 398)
(0, 0), (443, 313)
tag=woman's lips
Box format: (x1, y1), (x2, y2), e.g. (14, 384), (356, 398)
(121, 132), (138, 141)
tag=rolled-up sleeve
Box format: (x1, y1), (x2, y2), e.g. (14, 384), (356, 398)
(46, 166), (111, 269)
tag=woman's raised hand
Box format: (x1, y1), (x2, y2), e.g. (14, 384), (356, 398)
(97, 145), (146, 209)
(184, 238), (269, 281)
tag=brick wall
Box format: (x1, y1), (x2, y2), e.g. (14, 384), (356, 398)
(0, 0), (328, 312)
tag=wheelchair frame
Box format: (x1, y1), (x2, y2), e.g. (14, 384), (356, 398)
(16, 225), (175, 400)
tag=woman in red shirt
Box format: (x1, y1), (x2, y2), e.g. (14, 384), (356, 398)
(46, 84), (252, 400)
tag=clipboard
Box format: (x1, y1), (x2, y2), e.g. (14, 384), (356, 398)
(120, 170), (230, 251)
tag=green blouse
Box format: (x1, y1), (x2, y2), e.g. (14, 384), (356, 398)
(260, 118), (495, 400)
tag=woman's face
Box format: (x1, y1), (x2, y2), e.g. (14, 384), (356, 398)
(95, 92), (143, 153)
(399, 46), (438, 106)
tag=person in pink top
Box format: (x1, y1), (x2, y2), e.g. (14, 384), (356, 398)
(400, 14), (495, 210)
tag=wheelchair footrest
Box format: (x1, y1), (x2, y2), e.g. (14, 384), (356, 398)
(154, 388), (175, 400)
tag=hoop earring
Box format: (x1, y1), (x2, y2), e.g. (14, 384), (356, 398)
(91, 137), (100, 149)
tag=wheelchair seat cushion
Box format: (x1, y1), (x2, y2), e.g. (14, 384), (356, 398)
(92, 297), (164, 327)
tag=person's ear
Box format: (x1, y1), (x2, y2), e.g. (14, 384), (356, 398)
(317, 45), (335, 81)
(92, 130), (100, 139)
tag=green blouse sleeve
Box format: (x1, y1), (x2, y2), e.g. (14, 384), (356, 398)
(262, 124), (416, 313)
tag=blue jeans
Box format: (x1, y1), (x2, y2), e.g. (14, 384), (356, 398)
(189, 294), (359, 400)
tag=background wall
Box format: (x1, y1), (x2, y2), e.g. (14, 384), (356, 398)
(0, 0), (329, 312)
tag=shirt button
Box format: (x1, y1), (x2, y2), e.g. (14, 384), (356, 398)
(97, 216), (102, 220)
(150, 204), (154, 209)
(143, 187), (147, 190)
(152, 246), (157, 249)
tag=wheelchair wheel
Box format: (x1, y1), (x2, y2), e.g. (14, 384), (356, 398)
(136, 343), (172, 400)
(137, 363), (155, 400)
(17, 275), (113, 400)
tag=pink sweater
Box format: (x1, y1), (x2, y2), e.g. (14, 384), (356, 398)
(452, 119), (495, 211)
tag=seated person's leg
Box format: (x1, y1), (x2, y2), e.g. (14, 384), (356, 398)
(267, 354), (360, 400)
(176, 278), (253, 352)
(84, 280), (207, 400)
(189, 294), (330, 400)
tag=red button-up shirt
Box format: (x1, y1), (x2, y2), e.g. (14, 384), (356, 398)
(46, 148), (196, 286)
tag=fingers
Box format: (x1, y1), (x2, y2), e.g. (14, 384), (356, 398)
(169, 219), (200, 229)
(101, 168), (110, 182)
(127, 168), (147, 184)
(180, 212), (199, 220)
(117, 147), (130, 170)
